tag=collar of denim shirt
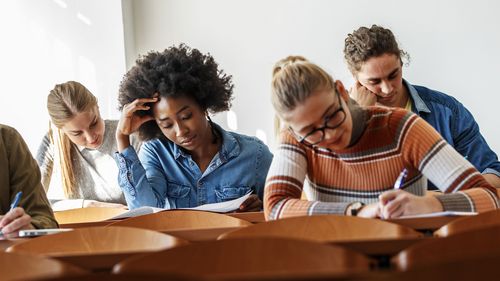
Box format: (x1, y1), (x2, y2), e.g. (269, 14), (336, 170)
(404, 79), (431, 114)
(172, 122), (241, 163)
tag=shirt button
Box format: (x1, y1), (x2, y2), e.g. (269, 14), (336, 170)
(198, 182), (203, 187)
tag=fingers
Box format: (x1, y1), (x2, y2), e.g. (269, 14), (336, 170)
(238, 195), (262, 212)
(378, 189), (399, 205)
(124, 97), (158, 115)
(379, 190), (411, 219)
(0, 208), (32, 235)
(381, 198), (405, 219)
(350, 81), (376, 107)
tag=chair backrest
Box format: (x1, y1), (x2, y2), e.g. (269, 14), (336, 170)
(38, 272), (197, 281)
(0, 251), (86, 280)
(434, 209), (500, 237)
(54, 207), (127, 224)
(219, 215), (423, 242)
(108, 210), (252, 231)
(7, 226), (186, 255)
(113, 237), (374, 279)
(6, 226), (187, 271)
(393, 224), (500, 270)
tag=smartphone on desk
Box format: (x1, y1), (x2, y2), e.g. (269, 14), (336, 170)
(18, 228), (73, 237)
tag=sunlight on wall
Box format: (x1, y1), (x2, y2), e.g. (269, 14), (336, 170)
(227, 110), (238, 131)
(255, 129), (268, 145)
(0, 0), (126, 154)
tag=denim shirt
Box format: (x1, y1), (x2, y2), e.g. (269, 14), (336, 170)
(114, 124), (273, 209)
(406, 80), (500, 183)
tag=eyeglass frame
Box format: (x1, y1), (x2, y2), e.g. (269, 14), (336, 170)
(289, 90), (346, 146)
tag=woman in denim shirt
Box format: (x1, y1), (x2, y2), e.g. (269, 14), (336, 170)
(344, 25), (500, 189)
(114, 44), (273, 211)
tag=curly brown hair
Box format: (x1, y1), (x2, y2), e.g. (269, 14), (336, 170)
(118, 44), (234, 141)
(343, 25), (410, 74)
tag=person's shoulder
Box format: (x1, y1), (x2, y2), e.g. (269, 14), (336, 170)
(227, 130), (267, 148)
(0, 124), (22, 142)
(412, 84), (464, 108)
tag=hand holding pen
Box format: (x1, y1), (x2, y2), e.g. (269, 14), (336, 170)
(378, 169), (409, 219)
(0, 191), (33, 236)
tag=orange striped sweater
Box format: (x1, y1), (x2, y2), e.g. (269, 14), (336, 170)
(264, 107), (498, 220)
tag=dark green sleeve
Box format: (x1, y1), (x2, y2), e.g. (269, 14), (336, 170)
(2, 126), (58, 229)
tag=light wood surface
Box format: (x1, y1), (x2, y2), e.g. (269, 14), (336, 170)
(434, 209), (500, 237)
(388, 215), (461, 231)
(54, 207), (127, 224)
(219, 215), (423, 242)
(0, 251), (86, 280)
(227, 212), (266, 223)
(114, 237), (374, 279)
(6, 226), (187, 271)
(393, 224), (500, 270)
(108, 210), (252, 231)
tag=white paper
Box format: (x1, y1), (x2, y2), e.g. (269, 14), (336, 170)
(183, 192), (252, 213)
(111, 206), (165, 219)
(111, 192), (253, 219)
(396, 211), (477, 219)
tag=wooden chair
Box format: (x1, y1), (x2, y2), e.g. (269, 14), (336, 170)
(219, 215), (423, 242)
(6, 226), (187, 271)
(113, 237), (374, 280)
(393, 224), (500, 270)
(108, 210), (252, 241)
(54, 207), (127, 224)
(39, 272), (197, 281)
(0, 251), (86, 280)
(434, 209), (500, 237)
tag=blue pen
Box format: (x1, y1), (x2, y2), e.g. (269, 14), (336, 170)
(0, 191), (22, 236)
(394, 169), (408, 189)
(9, 191), (23, 211)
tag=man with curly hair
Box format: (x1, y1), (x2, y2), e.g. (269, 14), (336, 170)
(114, 44), (273, 211)
(344, 25), (500, 189)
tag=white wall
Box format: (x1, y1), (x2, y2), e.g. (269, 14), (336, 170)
(0, 0), (126, 153)
(125, 0), (500, 153)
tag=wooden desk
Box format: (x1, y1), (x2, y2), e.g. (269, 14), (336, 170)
(227, 212), (265, 223)
(388, 216), (461, 232)
(59, 220), (116, 229)
(0, 238), (26, 251)
(333, 236), (433, 256)
(163, 226), (243, 242)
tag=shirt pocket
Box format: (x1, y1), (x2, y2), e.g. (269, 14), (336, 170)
(166, 181), (191, 208)
(215, 185), (251, 203)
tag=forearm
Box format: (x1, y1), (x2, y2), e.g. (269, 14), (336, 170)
(116, 131), (131, 153)
(483, 173), (500, 189)
(114, 147), (165, 209)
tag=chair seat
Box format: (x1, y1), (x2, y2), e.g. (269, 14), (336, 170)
(219, 215), (423, 242)
(113, 237), (374, 279)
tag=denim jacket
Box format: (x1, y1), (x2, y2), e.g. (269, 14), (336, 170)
(406, 80), (500, 183)
(114, 123), (273, 209)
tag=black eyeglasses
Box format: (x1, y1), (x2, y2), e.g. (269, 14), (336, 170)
(289, 91), (346, 146)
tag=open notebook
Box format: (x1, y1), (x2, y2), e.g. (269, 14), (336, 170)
(111, 192), (252, 219)
(396, 211), (477, 219)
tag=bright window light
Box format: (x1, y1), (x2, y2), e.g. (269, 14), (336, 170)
(227, 110), (238, 131)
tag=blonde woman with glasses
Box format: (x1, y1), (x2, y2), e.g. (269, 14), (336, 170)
(264, 56), (498, 220)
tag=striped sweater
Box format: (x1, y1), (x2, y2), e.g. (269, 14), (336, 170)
(264, 107), (498, 220)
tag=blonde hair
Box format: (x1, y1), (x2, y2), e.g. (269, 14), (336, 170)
(271, 56), (336, 134)
(47, 81), (97, 198)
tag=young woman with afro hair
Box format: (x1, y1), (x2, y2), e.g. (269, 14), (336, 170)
(114, 44), (272, 211)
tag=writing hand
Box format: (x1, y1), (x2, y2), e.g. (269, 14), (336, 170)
(0, 207), (33, 235)
(378, 190), (443, 219)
